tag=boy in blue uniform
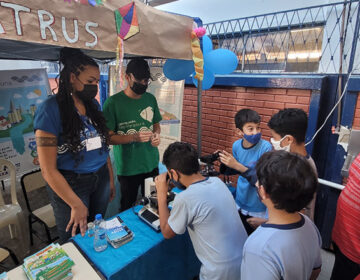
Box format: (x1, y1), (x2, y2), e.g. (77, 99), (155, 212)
(241, 151), (321, 280)
(219, 109), (272, 234)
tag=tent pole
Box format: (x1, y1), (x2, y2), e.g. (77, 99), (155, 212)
(197, 80), (202, 155)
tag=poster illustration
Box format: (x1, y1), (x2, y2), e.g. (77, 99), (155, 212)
(148, 67), (184, 161)
(0, 69), (51, 178)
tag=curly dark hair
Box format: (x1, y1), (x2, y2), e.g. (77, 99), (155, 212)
(256, 150), (318, 213)
(55, 47), (109, 160)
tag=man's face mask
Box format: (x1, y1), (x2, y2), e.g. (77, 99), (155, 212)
(270, 135), (291, 152)
(131, 81), (147, 95)
(243, 132), (262, 145)
(170, 171), (186, 190)
(130, 75), (149, 95)
(74, 77), (98, 102)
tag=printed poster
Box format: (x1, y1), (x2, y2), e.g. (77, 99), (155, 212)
(148, 67), (184, 161)
(0, 69), (50, 178)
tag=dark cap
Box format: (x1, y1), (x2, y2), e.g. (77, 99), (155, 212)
(126, 58), (151, 80)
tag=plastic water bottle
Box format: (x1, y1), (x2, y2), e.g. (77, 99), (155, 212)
(93, 214), (108, 252)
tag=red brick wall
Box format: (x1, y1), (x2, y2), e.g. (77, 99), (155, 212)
(181, 86), (312, 156)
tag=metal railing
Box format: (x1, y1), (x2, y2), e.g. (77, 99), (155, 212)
(204, 1), (360, 74)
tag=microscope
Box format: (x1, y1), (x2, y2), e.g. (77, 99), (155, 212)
(137, 177), (176, 232)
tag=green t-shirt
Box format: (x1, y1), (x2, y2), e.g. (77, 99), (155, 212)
(103, 91), (162, 176)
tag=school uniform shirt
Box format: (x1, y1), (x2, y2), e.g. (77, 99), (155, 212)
(33, 95), (108, 173)
(168, 177), (248, 280)
(233, 138), (272, 213)
(241, 214), (322, 280)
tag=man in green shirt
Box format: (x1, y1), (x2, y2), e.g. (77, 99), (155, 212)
(103, 58), (162, 211)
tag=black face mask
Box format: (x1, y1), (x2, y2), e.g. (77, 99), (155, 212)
(170, 172), (186, 190)
(131, 81), (148, 95)
(75, 84), (98, 102)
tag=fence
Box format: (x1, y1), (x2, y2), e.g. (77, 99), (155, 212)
(204, 1), (360, 74)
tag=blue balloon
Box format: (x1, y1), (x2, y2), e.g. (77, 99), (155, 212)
(204, 49), (238, 75)
(163, 59), (194, 81)
(192, 68), (215, 90)
(202, 36), (213, 54)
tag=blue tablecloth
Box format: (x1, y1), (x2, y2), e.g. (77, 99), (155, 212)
(73, 206), (201, 280)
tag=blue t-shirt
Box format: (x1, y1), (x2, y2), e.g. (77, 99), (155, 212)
(241, 214), (322, 280)
(232, 138), (272, 212)
(168, 177), (247, 280)
(33, 95), (108, 173)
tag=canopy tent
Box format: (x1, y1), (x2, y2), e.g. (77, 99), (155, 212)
(0, 0), (194, 61)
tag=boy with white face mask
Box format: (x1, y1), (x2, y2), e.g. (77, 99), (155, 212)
(246, 108), (318, 229)
(268, 108), (317, 176)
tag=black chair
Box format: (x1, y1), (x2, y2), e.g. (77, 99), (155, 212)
(20, 170), (57, 245)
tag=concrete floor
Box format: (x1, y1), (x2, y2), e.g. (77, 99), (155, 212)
(319, 249), (335, 280)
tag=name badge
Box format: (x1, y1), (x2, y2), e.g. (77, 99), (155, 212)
(86, 136), (102, 151)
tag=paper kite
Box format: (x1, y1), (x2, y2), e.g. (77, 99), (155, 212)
(114, 2), (140, 87)
(115, 2), (140, 40)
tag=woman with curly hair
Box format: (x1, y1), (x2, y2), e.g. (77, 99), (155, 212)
(34, 48), (115, 243)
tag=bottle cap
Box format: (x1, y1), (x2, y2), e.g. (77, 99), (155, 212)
(95, 214), (102, 220)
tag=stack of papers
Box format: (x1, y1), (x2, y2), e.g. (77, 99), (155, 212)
(22, 243), (74, 280)
(105, 216), (134, 249)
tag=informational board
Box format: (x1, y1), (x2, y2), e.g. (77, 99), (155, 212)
(0, 69), (51, 178)
(108, 65), (184, 160)
(148, 67), (184, 161)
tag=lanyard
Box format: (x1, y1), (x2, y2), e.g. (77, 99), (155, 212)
(78, 112), (96, 139)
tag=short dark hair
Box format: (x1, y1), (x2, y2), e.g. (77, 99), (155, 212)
(234, 109), (261, 130)
(256, 151), (317, 213)
(163, 142), (200, 175)
(126, 58), (151, 80)
(268, 108), (308, 143)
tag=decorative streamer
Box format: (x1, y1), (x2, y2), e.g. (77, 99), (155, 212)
(191, 30), (204, 81)
(114, 2), (140, 88)
(163, 35), (238, 90)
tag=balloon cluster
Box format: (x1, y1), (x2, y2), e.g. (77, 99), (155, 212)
(163, 36), (238, 90)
